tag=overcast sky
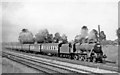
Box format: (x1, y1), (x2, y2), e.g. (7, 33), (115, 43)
(1, 0), (119, 42)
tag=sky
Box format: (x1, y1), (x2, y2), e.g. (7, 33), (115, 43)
(1, 0), (119, 42)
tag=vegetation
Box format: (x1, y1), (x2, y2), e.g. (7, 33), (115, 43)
(18, 26), (119, 45)
(35, 29), (49, 43)
(18, 29), (35, 44)
(53, 32), (61, 43)
(99, 31), (106, 41)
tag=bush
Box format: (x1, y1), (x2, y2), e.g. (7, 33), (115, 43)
(53, 32), (61, 43)
(18, 29), (35, 44)
(35, 29), (49, 43)
(61, 34), (68, 43)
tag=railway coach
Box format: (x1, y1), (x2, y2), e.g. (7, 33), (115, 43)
(29, 44), (41, 52)
(40, 43), (59, 56)
(21, 44), (30, 52)
(15, 43), (22, 50)
(40, 43), (75, 58)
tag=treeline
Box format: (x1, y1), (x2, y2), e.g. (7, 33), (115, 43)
(73, 26), (106, 44)
(18, 28), (68, 44)
(101, 40), (118, 46)
(18, 26), (107, 44)
(18, 26), (120, 45)
(101, 27), (120, 46)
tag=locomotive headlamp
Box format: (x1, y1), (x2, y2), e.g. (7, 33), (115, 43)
(97, 45), (100, 47)
(59, 41), (63, 43)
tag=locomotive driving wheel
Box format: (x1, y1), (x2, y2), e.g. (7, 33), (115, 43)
(87, 58), (91, 62)
(92, 57), (97, 63)
(73, 54), (79, 60)
(79, 55), (85, 61)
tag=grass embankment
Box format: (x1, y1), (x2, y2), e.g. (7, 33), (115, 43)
(102, 45), (118, 64)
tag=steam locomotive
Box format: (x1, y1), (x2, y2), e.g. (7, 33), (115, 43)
(3, 41), (107, 63)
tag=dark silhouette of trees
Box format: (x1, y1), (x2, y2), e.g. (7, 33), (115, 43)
(61, 34), (68, 43)
(53, 32), (61, 43)
(35, 29), (49, 43)
(47, 34), (53, 43)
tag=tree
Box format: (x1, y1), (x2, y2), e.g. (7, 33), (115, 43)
(21, 28), (28, 32)
(47, 34), (53, 43)
(99, 31), (106, 41)
(53, 32), (61, 43)
(18, 28), (35, 44)
(93, 29), (98, 38)
(35, 29), (49, 43)
(61, 34), (68, 43)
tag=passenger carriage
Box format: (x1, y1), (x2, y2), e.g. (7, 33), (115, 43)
(40, 43), (59, 56)
(29, 44), (41, 53)
(21, 44), (30, 52)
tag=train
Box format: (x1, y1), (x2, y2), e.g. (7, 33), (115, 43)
(3, 42), (107, 63)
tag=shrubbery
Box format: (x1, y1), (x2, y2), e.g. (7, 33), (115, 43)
(18, 29), (35, 44)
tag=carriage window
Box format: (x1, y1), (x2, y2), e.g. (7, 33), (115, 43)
(41, 46), (43, 49)
(55, 46), (58, 50)
(47, 46), (49, 50)
(53, 46), (55, 50)
(39, 46), (41, 49)
(51, 46), (53, 50)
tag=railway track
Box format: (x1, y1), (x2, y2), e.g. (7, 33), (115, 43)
(3, 52), (93, 75)
(2, 49), (118, 75)
(2, 51), (91, 75)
